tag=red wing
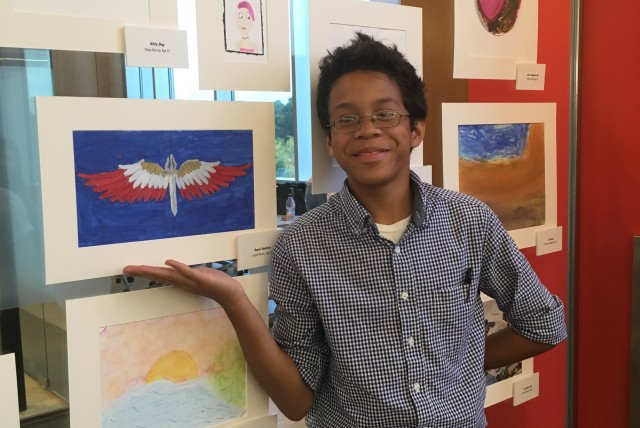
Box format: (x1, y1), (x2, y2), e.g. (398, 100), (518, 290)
(77, 160), (169, 203)
(176, 160), (252, 201)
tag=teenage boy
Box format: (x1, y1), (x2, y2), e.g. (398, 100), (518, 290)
(124, 33), (566, 427)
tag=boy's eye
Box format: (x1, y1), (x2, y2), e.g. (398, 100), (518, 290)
(374, 110), (397, 121)
(337, 116), (358, 124)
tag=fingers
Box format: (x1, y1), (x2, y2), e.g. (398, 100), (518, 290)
(123, 260), (188, 279)
(164, 259), (194, 276)
(122, 263), (196, 289)
(163, 260), (214, 287)
(122, 261), (244, 307)
(122, 264), (173, 279)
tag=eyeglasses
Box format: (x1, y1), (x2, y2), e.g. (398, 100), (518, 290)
(326, 110), (410, 134)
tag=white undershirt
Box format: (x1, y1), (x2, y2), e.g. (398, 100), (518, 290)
(376, 215), (411, 244)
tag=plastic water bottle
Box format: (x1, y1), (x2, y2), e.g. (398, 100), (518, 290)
(285, 191), (296, 221)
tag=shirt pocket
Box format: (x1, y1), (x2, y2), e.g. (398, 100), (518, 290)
(422, 267), (480, 361)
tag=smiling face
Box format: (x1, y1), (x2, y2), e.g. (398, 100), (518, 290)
(326, 70), (424, 194)
(236, 7), (254, 38)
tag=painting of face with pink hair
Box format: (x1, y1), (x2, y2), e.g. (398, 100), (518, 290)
(224, 0), (264, 55)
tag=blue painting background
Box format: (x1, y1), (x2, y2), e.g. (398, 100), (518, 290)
(73, 130), (254, 247)
(458, 123), (530, 161)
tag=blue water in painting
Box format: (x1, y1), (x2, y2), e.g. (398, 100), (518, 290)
(102, 378), (244, 428)
(73, 130), (254, 247)
(458, 123), (530, 161)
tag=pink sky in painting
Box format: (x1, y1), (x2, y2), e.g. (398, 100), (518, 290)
(99, 307), (238, 408)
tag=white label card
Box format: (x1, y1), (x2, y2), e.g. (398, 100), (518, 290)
(516, 63), (546, 91)
(535, 226), (562, 256)
(513, 372), (540, 406)
(124, 25), (188, 68)
(237, 229), (281, 270)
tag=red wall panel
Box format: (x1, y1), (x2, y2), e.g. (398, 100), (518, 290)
(574, 1), (640, 426)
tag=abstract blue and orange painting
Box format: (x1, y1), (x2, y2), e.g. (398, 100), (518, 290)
(73, 130), (254, 247)
(458, 122), (545, 231)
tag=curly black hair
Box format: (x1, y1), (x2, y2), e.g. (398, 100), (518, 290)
(316, 32), (427, 136)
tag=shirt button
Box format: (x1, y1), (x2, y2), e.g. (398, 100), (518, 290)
(413, 383), (421, 392)
(394, 247), (401, 254)
(400, 292), (409, 300)
(408, 337), (415, 346)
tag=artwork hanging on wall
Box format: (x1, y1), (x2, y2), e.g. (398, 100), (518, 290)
(223, 0), (265, 56)
(36, 97), (276, 284)
(100, 309), (246, 426)
(74, 130), (254, 247)
(0, 354), (20, 428)
(67, 273), (276, 428)
(0, 0), (178, 53)
(453, 0), (538, 80)
(196, 0), (290, 91)
(482, 295), (534, 407)
(308, 0), (423, 194)
(442, 103), (557, 249)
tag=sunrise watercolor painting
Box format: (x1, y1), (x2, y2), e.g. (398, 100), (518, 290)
(99, 308), (246, 427)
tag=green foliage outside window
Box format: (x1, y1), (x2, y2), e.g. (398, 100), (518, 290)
(274, 98), (295, 179)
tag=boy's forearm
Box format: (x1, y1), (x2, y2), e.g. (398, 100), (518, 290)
(484, 326), (555, 370)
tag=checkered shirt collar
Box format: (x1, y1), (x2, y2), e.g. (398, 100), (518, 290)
(336, 170), (428, 235)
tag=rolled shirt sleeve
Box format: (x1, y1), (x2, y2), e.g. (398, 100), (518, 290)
(478, 209), (567, 345)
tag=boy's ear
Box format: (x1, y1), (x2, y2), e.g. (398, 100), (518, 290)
(326, 134), (334, 157)
(411, 120), (426, 149)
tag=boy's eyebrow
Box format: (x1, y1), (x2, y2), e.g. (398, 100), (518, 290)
(331, 98), (402, 111)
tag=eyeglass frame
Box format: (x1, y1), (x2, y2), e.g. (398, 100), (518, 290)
(325, 110), (411, 134)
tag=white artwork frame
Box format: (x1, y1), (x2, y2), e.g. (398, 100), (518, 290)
(0, 0), (178, 53)
(36, 97), (276, 284)
(309, 0), (423, 194)
(454, 0), (538, 80)
(67, 273), (275, 428)
(442, 103), (557, 249)
(0, 354), (20, 428)
(196, 0), (291, 91)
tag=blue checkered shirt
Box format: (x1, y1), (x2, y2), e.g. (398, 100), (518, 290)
(270, 171), (566, 427)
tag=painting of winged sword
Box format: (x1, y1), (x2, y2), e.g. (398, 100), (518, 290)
(73, 129), (254, 247)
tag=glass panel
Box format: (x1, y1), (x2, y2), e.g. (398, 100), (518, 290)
(19, 304), (47, 386)
(0, 47), (54, 311)
(234, 91), (294, 180)
(42, 301), (68, 400)
(139, 67), (155, 98)
(125, 67), (143, 98)
(290, 0), (312, 182)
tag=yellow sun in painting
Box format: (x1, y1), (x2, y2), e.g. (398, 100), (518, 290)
(145, 350), (199, 384)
